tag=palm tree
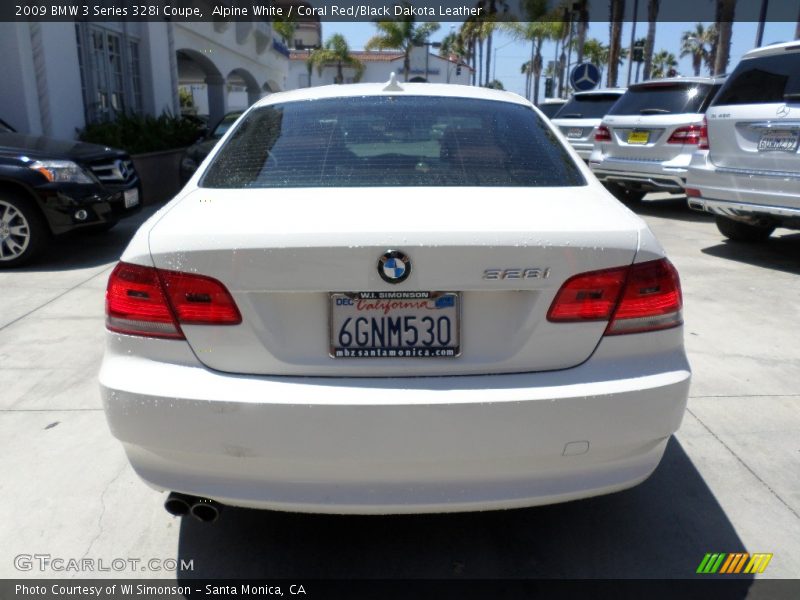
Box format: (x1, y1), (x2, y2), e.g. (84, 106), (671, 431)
(680, 23), (711, 76)
(650, 50), (678, 78)
(607, 0), (626, 88)
(713, 0), (736, 76)
(366, 14), (440, 82)
(574, 0), (590, 64)
(642, 0), (660, 80)
(307, 34), (364, 84)
(503, 21), (558, 104)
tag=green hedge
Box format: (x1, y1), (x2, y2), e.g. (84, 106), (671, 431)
(78, 112), (201, 155)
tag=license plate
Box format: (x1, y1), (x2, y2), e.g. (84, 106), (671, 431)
(329, 291), (460, 359)
(627, 130), (649, 144)
(757, 130), (799, 153)
(567, 128), (584, 139)
(124, 188), (139, 208)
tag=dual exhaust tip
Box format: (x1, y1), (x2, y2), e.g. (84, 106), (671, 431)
(164, 492), (220, 523)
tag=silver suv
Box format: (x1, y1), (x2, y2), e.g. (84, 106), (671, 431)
(686, 41), (800, 241)
(551, 89), (625, 161)
(590, 77), (724, 201)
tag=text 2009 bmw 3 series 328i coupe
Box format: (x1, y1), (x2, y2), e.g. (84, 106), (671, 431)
(100, 78), (691, 518)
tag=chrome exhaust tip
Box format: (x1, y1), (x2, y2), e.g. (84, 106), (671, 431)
(164, 492), (193, 517)
(190, 498), (221, 523)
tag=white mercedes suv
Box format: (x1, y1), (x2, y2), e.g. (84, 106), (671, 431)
(687, 41), (800, 241)
(100, 79), (691, 519)
(551, 89), (625, 161)
(590, 77), (724, 202)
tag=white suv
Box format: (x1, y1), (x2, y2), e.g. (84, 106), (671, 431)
(590, 77), (724, 202)
(686, 41), (800, 241)
(551, 89), (625, 161)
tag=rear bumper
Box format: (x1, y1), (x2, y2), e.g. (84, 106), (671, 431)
(687, 153), (800, 222)
(100, 331), (691, 514)
(590, 153), (691, 192)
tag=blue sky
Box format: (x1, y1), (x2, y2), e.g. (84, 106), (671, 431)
(324, 20), (798, 97)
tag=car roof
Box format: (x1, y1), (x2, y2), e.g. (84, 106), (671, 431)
(571, 88), (626, 97)
(539, 98), (567, 104)
(252, 77), (531, 108)
(630, 76), (726, 88)
(741, 40), (800, 60)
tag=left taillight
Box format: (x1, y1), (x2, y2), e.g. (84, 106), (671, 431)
(547, 259), (683, 336)
(106, 262), (241, 339)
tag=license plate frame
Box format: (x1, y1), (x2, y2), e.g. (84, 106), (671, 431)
(124, 188), (140, 208)
(567, 127), (584, 139)
(757, 130), (800, 153)
(329, 291), (461, 359)
(627, 130), (649, 145)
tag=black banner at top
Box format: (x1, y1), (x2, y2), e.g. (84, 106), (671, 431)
(3, 0), (800, 23)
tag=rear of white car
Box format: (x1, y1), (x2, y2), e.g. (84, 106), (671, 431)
(552, 89), (625, 161)
(590, 78), (723, 201)
(100, 83), (690, 516)
(687, 42), (800, 241)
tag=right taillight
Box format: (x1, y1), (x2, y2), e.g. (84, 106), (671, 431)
(106, 262), (241, 339)
(595, 125), (612, 142)
(547, 259), (683, 335)
(698, 116), (709, 150)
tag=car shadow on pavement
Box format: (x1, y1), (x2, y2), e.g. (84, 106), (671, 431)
(701, 233), (800, 276)
(11, 206), (159, 272)
(175, 437), (752, 590)
(627, 195), (716, 224)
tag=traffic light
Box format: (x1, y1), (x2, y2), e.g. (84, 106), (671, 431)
(544, 77), (553, 98)
(633, 40), (645, 63)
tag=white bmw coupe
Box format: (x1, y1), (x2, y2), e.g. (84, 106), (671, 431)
(100, 77), (690, 520)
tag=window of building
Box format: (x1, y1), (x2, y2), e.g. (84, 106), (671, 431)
(75, 24), (142, 122)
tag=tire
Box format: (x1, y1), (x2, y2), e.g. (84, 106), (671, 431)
(0, 193), (47, 268)
(715, 215), (775, 242)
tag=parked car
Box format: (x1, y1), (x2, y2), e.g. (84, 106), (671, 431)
(0, 120), (141, 267)
(100, 79), (690, 519)
(551, 89), (626, 161)
(590, 77), (724, 202)
(537, 98), (568, 119)
(179, 111), (242, 184)
(686, 41), (800, 241)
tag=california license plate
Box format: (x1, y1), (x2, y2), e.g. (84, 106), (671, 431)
(329, 291), (460, 358)
(757, 130), (799, 153)
(627, 130), (649, 144)
(567, 127), (584, 139)
(124, 188), (139, 208)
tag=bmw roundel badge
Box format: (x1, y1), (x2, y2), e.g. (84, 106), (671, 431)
(378, 250), (411, 284)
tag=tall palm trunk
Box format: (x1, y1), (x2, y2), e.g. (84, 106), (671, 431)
(643, 0), (659, 80)
(714, 0), (735, 75)
(607, 0), (625, 87)
(485, 30), (493, 86)
(575, 0), (589, 63)
(533, 38), (544, 105)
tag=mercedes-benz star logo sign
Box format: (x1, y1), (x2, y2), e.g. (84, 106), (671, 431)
(776, 105), (790, 118)
(112, 159), (129, 180)
(378, 250), (411, 284)
(575, 64), (598, 86)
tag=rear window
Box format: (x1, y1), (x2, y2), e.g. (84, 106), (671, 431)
(201, 96), (585, 188)
(608, 83), (719, 115)
(555, 93), (623, 119)
(538, 102), (566, 118)
(712, 51), (800, 106)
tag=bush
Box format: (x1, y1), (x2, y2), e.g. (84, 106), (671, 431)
(78, 112), (202, 155)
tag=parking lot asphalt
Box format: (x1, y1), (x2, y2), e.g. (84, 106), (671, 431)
(1, 195), (798, 581)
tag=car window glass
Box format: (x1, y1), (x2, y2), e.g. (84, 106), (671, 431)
(201, 96), (586, 188)
(556, 94), (622, 119)
(538, 103), (565, 118)
(608, 84), (715, 115)
(712, 52), (800, 105)
(212, 114), (241, 138)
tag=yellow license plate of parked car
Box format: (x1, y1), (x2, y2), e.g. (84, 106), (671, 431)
(627, 131), (649, 144)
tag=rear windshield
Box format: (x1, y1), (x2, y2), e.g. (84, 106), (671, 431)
(201, 96), (585, 188)
(555, 94), (623, 119)
(538, 102), (566, 118)
(608, 83), (719, 115)
(712, 51), (800, 105)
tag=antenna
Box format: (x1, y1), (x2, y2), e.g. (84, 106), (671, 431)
(382, 72), (404, 92)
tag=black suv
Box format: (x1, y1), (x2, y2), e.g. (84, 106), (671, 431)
(0, 120), (141, 267)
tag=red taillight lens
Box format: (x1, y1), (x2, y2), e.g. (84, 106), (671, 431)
(667, 123), (704, 145)
(595, 125), (612, 142)
(547, 259), (683, 335)
(106, 262), (241, 339)
(685, 187), (701, 198)
(698, 116), (709, 150)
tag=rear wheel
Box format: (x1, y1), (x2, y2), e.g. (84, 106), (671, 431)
(0, 193), (47, 268)
(715, 215), (775, 242)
